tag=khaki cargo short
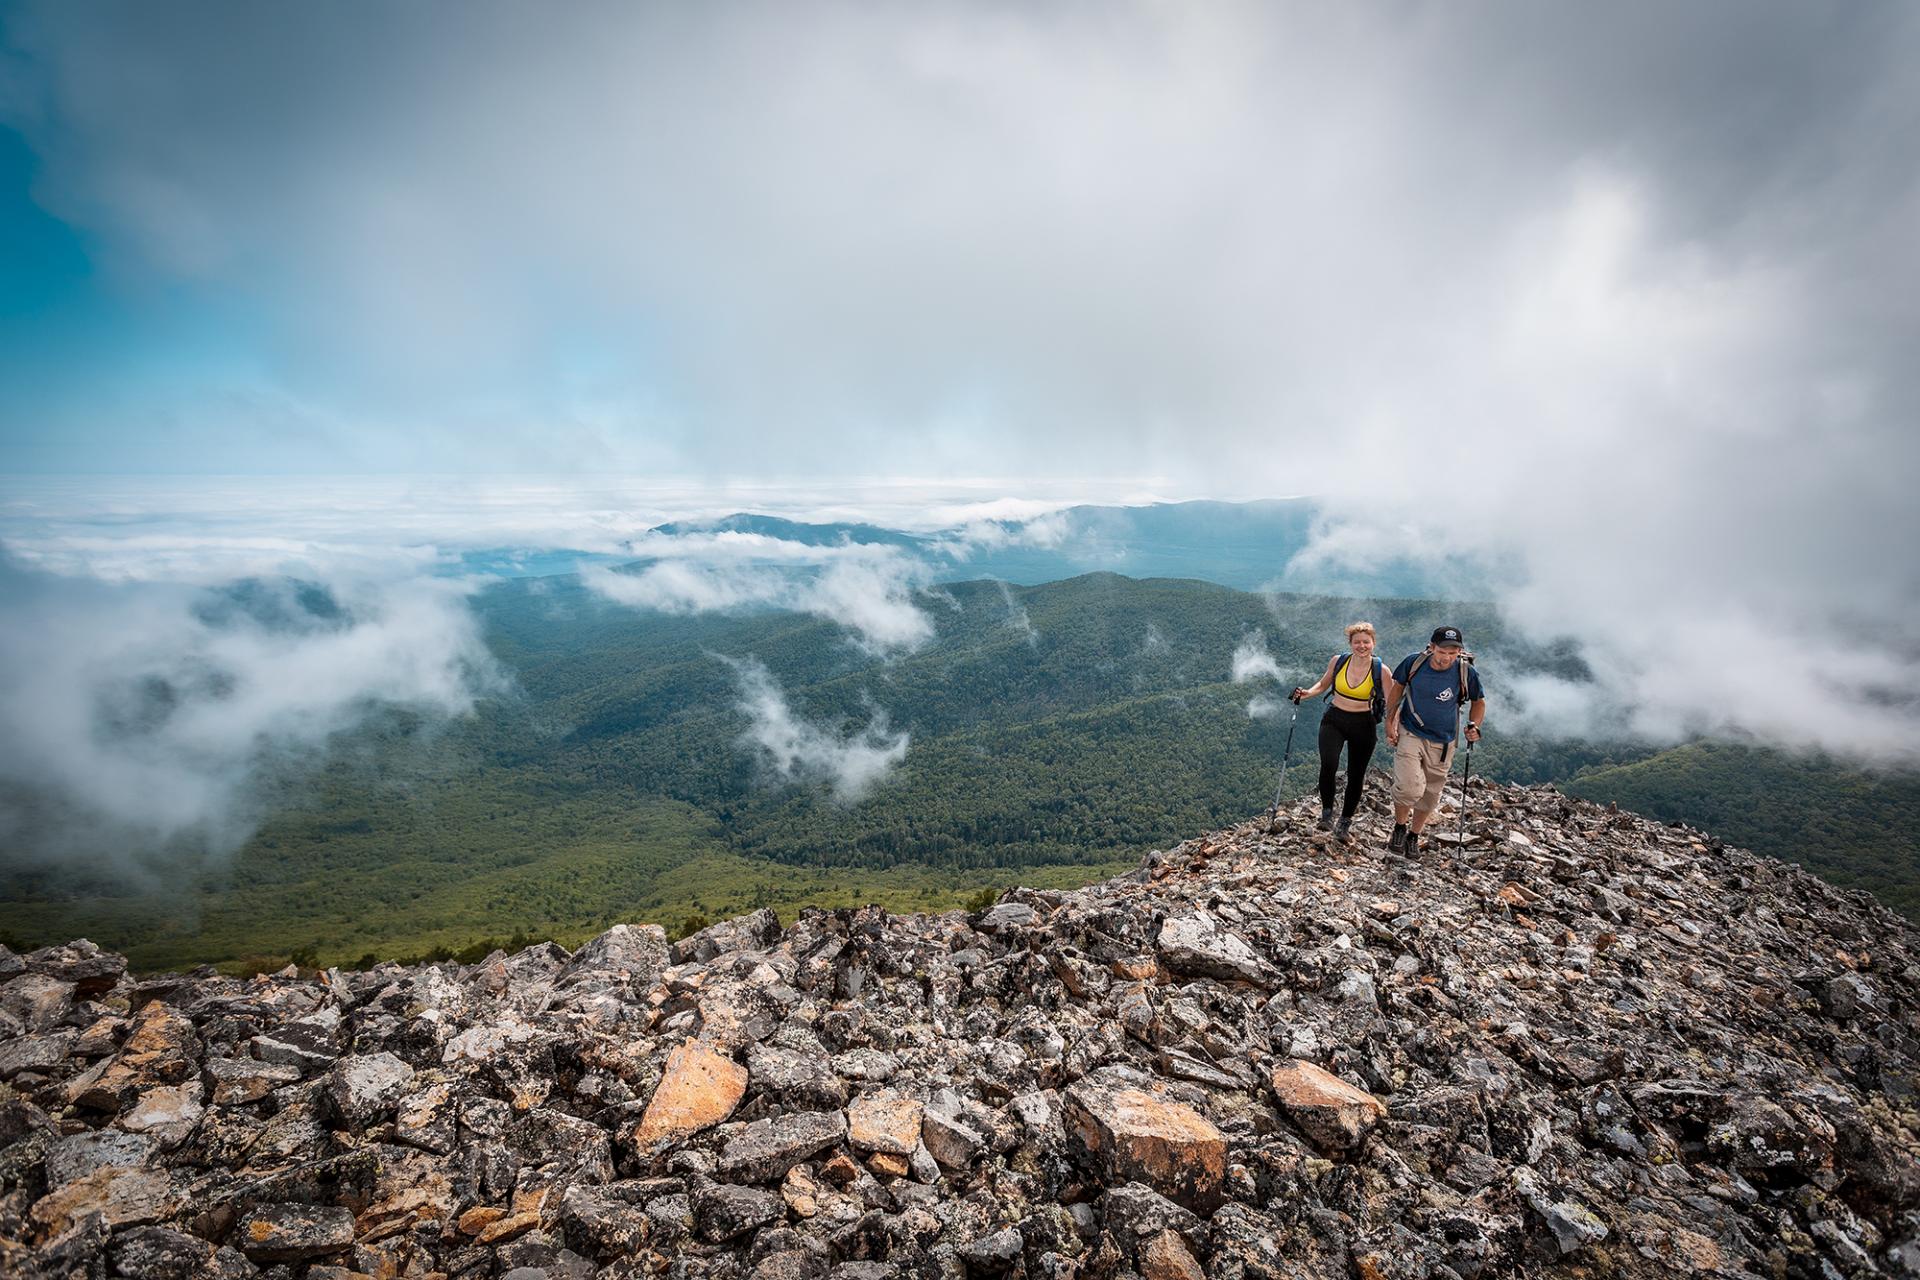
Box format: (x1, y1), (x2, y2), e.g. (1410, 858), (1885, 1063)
(1393, 732), (1454, 814)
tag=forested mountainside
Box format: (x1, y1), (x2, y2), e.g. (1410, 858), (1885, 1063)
(1568, 742), (1920, 919)
(2, 572), (1912, 973)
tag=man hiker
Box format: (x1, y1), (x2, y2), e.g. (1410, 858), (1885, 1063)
(1382, 626), (1485, 855)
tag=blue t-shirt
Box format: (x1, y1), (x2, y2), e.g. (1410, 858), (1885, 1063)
(1392, 652), (1485, 744)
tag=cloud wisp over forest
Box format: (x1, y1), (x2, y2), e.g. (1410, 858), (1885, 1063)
(0, 549), (505, 875)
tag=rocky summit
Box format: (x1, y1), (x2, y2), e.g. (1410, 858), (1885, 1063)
(3, 779), (1918, 1279)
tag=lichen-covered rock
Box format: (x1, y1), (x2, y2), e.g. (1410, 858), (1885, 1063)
(631, 1039), (749, 1149)
(324, 1051), (415, 1128)
(921, 1104), (985, 1171)
(1268, 1059), (1386, 1154)
(203, 1055), (302, 1105)
(718, 1110), (848, 1184)
(23, 940), (127, 996)
(235, 1202), (357, 1262)
(748, 1042), (850, 1110)
(559, 1182), (652, 1256)
(2, 973), (75, 1034)
(1063, 1081), (1226, 1211)
(117, 1079), (205, 1148)
(1140, 1228), (1207, 1280)
(561, 923), (668, 988)
(846, 1091), (923, 1156)
(108, 1224), (256, 1280)
(695, 1182), (783, 1242)
(958, 1225), (1024, 1269)
(251, 1011), (340, 1073)
(46, 1128), (154, 1188)
(29, 1165), (185, 1237)
(0, 1031), (73, 1081)
(1155, 913), (1275, 986)
(393, 1077), (459, 1154)
(672, 907), (784, 964)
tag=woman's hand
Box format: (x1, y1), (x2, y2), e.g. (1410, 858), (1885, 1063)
(1385, 721), (1400, 746)
(1289, 687), (1307, 704)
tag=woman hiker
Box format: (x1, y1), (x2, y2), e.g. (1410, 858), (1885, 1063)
(1289, 621), (1385, 842)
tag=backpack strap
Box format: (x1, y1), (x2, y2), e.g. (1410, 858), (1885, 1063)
(1402, 649), (1474, 732)
(1401, 650), (1434, 730)
(1325, 653), (1349, 705)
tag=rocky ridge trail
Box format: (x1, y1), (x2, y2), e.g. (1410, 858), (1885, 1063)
(2, 780), (1918, 1279)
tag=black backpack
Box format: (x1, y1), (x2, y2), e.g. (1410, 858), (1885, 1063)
(1328, 654), (1387, 723)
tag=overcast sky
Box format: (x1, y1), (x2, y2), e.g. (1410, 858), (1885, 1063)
(0, 0), (1917, 847)
(0, 1), (1909, 483)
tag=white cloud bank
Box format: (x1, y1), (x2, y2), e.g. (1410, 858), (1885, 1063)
(1282, 170), (1920, 764)
(0, 551), (506, 870)
(722, 656), (908, 803)
(582, 532), (936, 655)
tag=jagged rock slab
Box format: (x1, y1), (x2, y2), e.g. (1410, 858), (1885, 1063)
(1269, 1058), (1386, 1153)
(1064, 1081), (1227, 1210)
(631, 1038), (749, 1149)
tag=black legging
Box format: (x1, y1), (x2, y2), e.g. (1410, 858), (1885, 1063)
(1317, 706), (1378, 820)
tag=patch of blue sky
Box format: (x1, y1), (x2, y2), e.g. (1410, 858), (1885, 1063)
(1, 126), (284, 473)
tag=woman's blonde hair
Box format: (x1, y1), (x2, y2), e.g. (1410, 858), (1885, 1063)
(1344, 620), (1376, 641)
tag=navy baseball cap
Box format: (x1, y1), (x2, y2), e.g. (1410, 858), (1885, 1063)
(1430, 626), (1464, 648)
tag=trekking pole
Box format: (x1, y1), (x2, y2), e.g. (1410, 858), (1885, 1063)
(1454, 653), (1477, 851)
(1267, 696), (1302, 824)
(1457, 735), (1475, 850)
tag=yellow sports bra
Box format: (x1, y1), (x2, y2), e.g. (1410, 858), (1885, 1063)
(1333, 656), (1375, 701)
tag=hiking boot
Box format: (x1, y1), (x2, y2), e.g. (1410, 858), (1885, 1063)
(1387, 824), (1408, 853)
(1316, 806), (1335, 831)
(1333, 815), (1352, 843)
(1405, 829), (1422, 856)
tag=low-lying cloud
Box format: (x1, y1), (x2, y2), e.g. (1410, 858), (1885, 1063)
(0, 549), (506, 874)
(1231, 632), (1302, 721)
(1230, 634), (1286, 686)
(582, 532), (936, 655)
(722, 655), (908, 803)
(992, 580), (1037, 647)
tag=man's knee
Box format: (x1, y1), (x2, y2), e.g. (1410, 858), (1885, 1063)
(1391, 754), (1426, 808)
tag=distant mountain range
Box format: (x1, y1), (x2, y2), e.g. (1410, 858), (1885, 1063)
(464, 498), (1466, 597)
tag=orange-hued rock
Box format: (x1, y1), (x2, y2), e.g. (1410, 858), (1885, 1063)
(1063, 1082), (1225, 1210)
(29, 1166), (184, 1237)
(1268, 1059), (1386, 1153)
(457, 1206), (506, 1236)
(72, 1001), (200, 1111)
(630, 1040), (748, 1149)
(846, 1091), (924, 1156)
(1354, 1254), (1391, 1280)
(865, 1150), (911, 1178)
(477, 1210), (540, 1244)
(1141, 1229), (1208, 1280)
